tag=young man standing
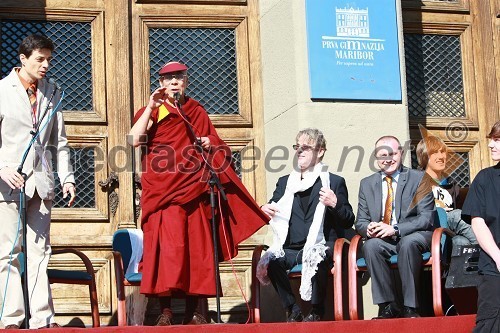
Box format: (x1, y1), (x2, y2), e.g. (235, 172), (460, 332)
(0, 34), (76, 329)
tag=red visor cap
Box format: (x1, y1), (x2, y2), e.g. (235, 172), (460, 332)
(159, 61), (188, 75)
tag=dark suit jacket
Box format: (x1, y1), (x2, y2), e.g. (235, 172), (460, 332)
(268, 172), (355, 250)
(355, 166), (435, 238)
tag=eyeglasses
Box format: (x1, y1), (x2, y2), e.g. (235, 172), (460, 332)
(161, 73), (187, 81)
(292, 144), (316, 152)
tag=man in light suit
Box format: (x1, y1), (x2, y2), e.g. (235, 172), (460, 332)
(355, 136), (435, 319)
(259, 128), (355, 322)
(0, 34), (76, 329)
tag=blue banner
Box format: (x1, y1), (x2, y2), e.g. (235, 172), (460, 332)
(306, 0), (402, 100)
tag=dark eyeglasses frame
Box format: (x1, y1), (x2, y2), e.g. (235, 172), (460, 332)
(161, 73), (187, 81)
(292, 144), (317, 152)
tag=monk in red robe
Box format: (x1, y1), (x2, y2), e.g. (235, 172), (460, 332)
(129, 61), (268, 325)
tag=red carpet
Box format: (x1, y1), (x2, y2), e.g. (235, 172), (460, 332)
(35, 315), (476, 333)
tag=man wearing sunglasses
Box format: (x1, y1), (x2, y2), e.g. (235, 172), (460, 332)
(257, 128), (355, 322)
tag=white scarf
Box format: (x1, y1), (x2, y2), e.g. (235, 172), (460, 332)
(125, 229), (144, 276)
(256, 162), (330, 301)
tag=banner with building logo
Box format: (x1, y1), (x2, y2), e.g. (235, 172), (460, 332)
(306, 0), (402, 100)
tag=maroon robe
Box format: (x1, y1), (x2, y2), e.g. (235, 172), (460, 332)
(133, 97), (268, 296)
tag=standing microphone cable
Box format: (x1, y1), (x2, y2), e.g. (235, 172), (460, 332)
(172, 93), (251, 322)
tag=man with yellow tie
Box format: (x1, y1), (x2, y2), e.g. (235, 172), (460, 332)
(355, 136), (435, 319)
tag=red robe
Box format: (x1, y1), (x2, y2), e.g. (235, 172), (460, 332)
(134, 97), (268, 296)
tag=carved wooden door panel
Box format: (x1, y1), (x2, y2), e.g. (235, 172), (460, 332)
(0, 0), (135, 325)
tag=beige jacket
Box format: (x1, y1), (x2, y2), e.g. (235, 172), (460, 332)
(0, 68), (75, 201)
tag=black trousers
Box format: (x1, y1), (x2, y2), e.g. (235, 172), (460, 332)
(266, 248), (331, 310)
(473, 274), (500, 333)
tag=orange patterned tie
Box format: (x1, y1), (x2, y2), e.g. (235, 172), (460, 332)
(383, 176), (394, 225)
(27, 83), (37, 126)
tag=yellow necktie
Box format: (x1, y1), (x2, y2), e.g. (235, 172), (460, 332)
(27, 83), (37, 126)
(383, 176), (394, 225)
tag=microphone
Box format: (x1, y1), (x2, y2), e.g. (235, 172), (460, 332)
(173, 92), (180, 102)
(48, 77), (61, 91)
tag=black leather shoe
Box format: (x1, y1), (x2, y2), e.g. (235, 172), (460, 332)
(403, 306), (420, 318)
(303, 311), (322, 322)
(372, 302), (401, 319)
(287, 310), (304, 322)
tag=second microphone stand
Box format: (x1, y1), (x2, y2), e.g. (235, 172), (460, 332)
(174, 95), (226, 324)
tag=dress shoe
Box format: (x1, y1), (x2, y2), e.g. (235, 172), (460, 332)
(287, 310), (304, 322)
(4, 324), (20, 329)
(372, 302), (401, 319)
(155, 313), (174, 326)
(38, 323), (61, 328)
(182, 312), (207, 325)
(403, 306), (420, 318)
(303, 310), (322, 322)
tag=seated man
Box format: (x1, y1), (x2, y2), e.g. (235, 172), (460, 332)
(355, 136), (435, 319)
(416, 135), (477, 247)
(257, 128), (355, 322)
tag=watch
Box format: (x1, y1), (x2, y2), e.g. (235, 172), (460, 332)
(393, 224), (401, 238)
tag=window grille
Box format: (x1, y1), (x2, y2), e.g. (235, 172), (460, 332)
(149, 28), (239, 115)
(447, 151), (470, 187)
(232, 151), (242, 179)
(53, 147), (96, 208)
(0, 20), (92, 111)
(404, 34), (465, 118)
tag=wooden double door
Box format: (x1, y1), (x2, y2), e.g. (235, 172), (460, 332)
(0, 0), (266, 325)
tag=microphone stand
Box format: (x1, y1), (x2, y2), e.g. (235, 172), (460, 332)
(174, 94), (226, 324)
(8, 82), (60, 329)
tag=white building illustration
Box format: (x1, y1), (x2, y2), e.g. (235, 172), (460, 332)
(336, 7), (369, 38)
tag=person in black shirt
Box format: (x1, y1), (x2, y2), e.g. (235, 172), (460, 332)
(461, 120), (500, 333)
(258, 128), (355, 322)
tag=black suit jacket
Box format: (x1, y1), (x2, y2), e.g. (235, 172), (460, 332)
(268, 172), (355, 250)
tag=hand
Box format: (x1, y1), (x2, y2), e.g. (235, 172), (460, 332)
(367, 221), (378, 238)
(261, 203), (279, 219)
(0, 167), (24, 189)
(197, 137), (211, 150)
(368, 222), (396, 239)
(319, 187), (337, 208)
(494, 256), (500, 273)
(62, 182), (76, 207)
(147, 87), (168, 109)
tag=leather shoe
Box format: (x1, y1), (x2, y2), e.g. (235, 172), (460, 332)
(182, 312), (207, 325)
(4, 324), (20, 329)
(303, 311), (322, 322)
(287, 310), (304, 322)
(373, 302), (401, 319)
(156, 313), (174, 326)
(403, 306), (420, 318)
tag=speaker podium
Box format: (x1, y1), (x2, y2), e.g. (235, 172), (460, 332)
(445, 245), (480, 315)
